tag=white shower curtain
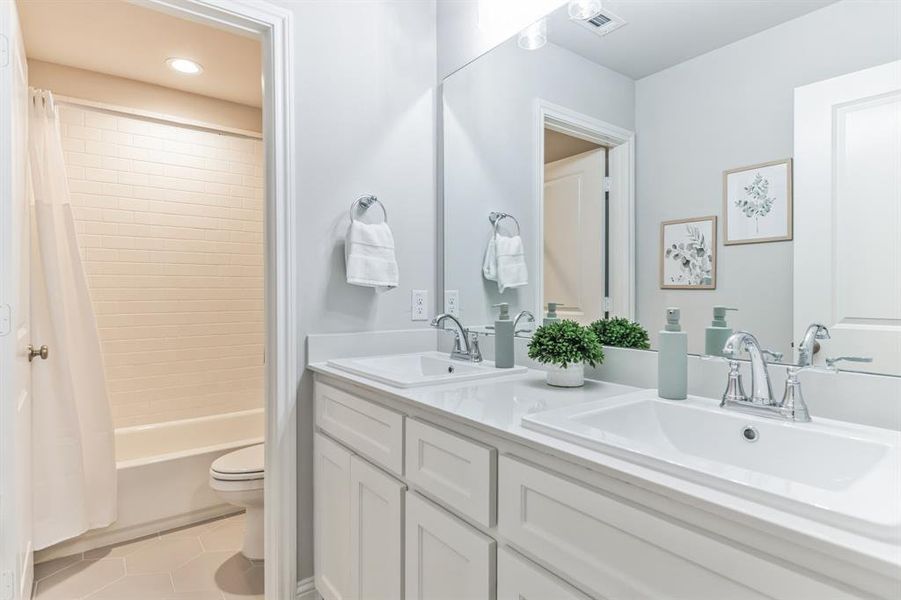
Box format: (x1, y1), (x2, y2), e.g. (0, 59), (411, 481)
(29, 89), (117, 549)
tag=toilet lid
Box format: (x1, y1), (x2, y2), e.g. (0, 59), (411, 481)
(211, 444), (264, 480)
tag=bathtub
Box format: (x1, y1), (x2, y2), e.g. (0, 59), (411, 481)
(37, 408), (264, 562)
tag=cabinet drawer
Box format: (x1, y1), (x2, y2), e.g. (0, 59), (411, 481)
(497, 546), (591, 600)
(405, 491), (496, 600)
(315, 382), (404, 475)
(498, 456), (854, 600)
(405, 418), (496, 527)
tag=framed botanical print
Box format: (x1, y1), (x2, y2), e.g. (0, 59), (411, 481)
(723, 158), (793, 245)
(660, 216), (717, 289)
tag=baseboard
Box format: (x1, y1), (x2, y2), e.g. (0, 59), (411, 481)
(296, 576), (318, 600)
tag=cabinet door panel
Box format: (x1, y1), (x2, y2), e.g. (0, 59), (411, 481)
(314, 433), (352, 600)
(405, 491), (495, 600)
(497, 546), (591, 600)
(350, 456), (405, 600)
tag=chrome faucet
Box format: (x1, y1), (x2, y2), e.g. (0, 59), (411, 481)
(797, 323), (830, 366)
(722, 332), (776, 406)
(512, 310), (535, 335)
(430, 314), (482, 362)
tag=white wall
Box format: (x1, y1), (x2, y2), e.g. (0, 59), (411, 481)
(634, 0), (901, 356)
(443, 38), (634, 327)
(268, 0), (438, 581)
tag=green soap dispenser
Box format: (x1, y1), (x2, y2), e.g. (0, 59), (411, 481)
(544, 302), (559, 326)
(493, 303), (514, 368)
(705, 306), (738, 357)
(658, 307), (687, 400)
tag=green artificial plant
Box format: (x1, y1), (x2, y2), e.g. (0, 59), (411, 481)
(589, 317), (651, 350)
(527, 320), (605, 369)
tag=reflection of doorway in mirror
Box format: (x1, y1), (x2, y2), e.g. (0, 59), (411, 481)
(543, 132), (605, 324)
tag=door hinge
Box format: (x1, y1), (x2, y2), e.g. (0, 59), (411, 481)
(0, 34), (9, 68)
(0, 305), (10, 337)
(1, 570), (13, 600)
(603, 176), (612, 193)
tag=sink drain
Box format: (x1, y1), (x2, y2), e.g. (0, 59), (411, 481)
(447, 365), (455, 374)
(741, 426), (759, 443)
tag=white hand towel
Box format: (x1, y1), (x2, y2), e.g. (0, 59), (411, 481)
(345, 220), (398, 291)
(482, 233), (528, 293)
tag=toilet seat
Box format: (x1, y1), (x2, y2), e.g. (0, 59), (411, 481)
(210, 443), (264, 482)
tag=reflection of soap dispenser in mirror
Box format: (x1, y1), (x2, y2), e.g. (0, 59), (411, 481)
(705, 306), (738, 357)
(544, 302), (559, 326)
(658, 307), (687, 400)
(494, 303), (514, 368)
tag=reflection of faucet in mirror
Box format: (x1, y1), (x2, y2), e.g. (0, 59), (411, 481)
(431, 314), (483, 363)
(513, 310), (535, 335)
(797, 323), (830, 366)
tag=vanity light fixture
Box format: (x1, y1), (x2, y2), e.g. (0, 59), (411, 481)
(518, 19), (547, 50)
(166, 57), (203, 75)
(568, 0), (603, 21)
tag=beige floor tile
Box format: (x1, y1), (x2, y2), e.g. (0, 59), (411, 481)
(33, 555), (82, 582)
(161, 592), (225, 600)
(125, 537), (204, 574)
(171, 552), (252, 593)
(83, 535), (160, 560)
(219, 563), (264, 599)
(84, 573), (174, 599)
(198, 519), (245, 552)
(33, 559), (125, 600)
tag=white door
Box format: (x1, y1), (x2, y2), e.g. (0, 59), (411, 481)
(314, 433), (352, 600)
(404, 491), (495, 600)
(349, 456), (404, 600)
(543, 148), (606, 323)
(0, 2), (33, 599)
(497, 546), (591, 600)
(794, 61), (901, 375)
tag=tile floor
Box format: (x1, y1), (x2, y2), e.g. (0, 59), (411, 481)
(32, 513), (263, 600)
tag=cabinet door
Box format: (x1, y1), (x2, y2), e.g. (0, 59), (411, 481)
(314, 433), (352, 600)
(497, 546), (590, 600)
(405, 491), (496, 600)
(349, 456), (405, 600)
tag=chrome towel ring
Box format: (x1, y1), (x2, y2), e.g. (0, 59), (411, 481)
(489, 211), (521, 236)
(350, 194), (388, 223)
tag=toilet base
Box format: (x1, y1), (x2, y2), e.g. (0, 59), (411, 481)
(242, 504), (264, 560)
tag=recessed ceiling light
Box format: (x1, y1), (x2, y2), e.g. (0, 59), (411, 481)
(518, 19), (547, 51)
(166, 58), (203, 75)
(568, 0), (603, 21)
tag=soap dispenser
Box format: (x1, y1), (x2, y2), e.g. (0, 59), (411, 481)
(658, 307), (687, 400)
(544, 302), (560, 326)
(705, 306), (738, 357)
(493, 303), (514, 368)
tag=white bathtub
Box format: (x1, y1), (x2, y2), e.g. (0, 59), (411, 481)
(37, 409), (264, 561)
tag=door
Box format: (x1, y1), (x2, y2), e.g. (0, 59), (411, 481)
(0, 2), (32, 599)
(543, 148), (606, 323)
(404, 491), (495, 600)
(794, 61), (901, 375)
(349, 456), (404, 600)
(314, 433), (352, 600)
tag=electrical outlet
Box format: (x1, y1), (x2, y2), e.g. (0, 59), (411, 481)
(411, 289), (428, 321)
(444, 290), (460, 317)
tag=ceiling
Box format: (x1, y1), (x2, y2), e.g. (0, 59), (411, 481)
(546, 0), (837, 79)
(17, 0), (262, 107)
(545, 129), (602, 163)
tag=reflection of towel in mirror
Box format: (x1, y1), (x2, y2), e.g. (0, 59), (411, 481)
(482, 233), (528, 293)
(345, 220), (398, 291)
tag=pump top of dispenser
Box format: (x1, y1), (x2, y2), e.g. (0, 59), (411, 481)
(711, 306), (738, 327)
(493, 303), (510, 320)
(665, 307), (682, 332)
(546, 302), (559, 319)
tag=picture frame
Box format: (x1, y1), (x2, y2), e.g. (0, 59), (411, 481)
(723, 158), (793, 245)
(660, 215), (717, 290)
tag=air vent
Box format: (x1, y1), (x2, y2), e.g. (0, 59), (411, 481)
(575, 8), (626, 37)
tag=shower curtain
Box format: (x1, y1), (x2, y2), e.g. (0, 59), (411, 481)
(29, 89), (117, 549)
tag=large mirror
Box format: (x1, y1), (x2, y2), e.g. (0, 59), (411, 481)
(442, 0), (900, 375)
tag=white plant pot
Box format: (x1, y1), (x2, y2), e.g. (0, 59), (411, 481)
(546, 363), (585, 387)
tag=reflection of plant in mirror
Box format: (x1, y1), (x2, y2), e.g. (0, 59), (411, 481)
(589, 317), (650, 350)
(527, 320), (604, 369)
(665, 225), (712, 285)
(737, 173), (775, 233)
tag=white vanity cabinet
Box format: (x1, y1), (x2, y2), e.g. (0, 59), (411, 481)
(497, 546), (591, 600)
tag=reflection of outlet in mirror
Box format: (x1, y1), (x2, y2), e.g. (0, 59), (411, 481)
(444, 290), (460, 317)
(411, 289), (428, 321)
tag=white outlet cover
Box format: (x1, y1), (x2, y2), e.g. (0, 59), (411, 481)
(411, 289), (428, 321)
(444, 290), (460, 317)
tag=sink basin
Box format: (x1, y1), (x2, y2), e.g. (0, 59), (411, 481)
(327, 352), (527, 388)
(522, 389), (901, 540)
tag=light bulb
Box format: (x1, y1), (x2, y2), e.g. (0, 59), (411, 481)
(568, 0), (603, 20)
(518, 19), (547, 51)
(166, 58), (203, 75)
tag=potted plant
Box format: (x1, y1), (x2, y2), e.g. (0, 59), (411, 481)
(589, 317), (651, 350)
(527, 320), (604, 387)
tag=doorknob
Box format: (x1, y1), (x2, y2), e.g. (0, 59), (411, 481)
(27, 344), (49, 362)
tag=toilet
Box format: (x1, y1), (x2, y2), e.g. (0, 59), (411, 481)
(209, 443), (264, 560)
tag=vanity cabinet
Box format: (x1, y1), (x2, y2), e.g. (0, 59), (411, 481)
(313, 432), (352, 600)
(497, 546), (591, 600)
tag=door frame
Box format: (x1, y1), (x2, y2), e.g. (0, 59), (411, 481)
(535, 99), (635, 320)
(130, 1), (298, 597)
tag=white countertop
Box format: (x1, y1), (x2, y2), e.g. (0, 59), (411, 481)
(308, 361), (901, 575)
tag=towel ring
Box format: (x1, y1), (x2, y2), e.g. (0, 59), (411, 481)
(350, 194), (388, 223)
(489, 211), (520, 236)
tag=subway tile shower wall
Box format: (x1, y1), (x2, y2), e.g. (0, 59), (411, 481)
(58, 104), (265, 428)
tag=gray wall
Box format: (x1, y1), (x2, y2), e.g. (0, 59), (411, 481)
(634, 0), (901, 356)
(443, 38), (634, 328)
(272, 0), (438, 581)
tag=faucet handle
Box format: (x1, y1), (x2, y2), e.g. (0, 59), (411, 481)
(720, 359), (747, 406)
(825, 356), (873, 370)
(467, 331), (483, 363)
(761, 349), (784, 363)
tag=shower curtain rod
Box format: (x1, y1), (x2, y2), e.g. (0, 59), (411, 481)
(53, 94), (263, 141)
